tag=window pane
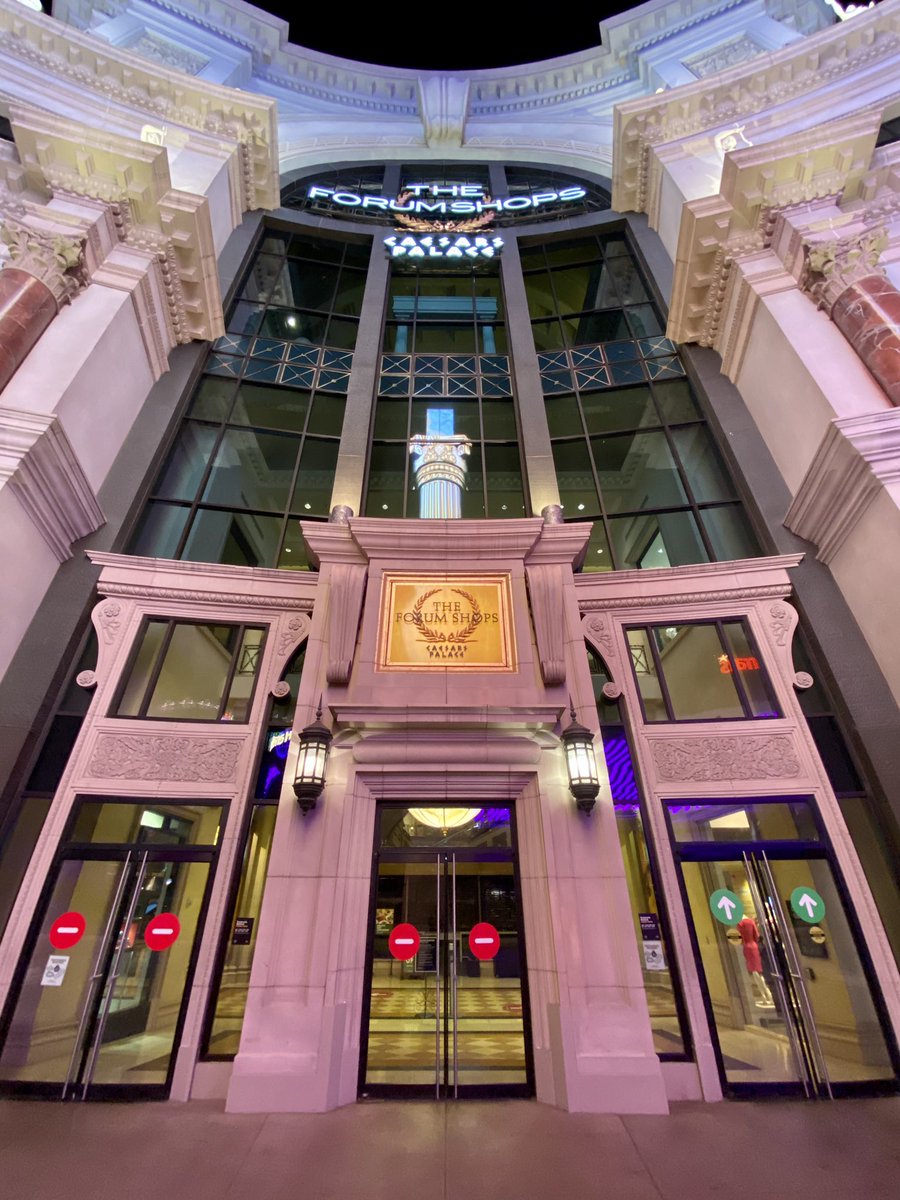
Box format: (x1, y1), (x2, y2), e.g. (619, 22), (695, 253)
(278, 520), (313, 570)
(182, 509), (283, 568)
(70, 801), (222, 846)
(672, 426), (736, 503)
(129, 502), (190, 559)
(652, 380), (701, 423)
(116, 621), (167, 716)
(568, 310), (630, 345)
(227, 301), (264, 336)
(202, 429), (301, 512)
(365, 443), (407, 516)
(154, 424), (219, 501)
(653, 624), (744, 720)
(481, 401), (517, 441)
(546, 393), (583, 437)
(146, 624), (236, 720)
(461, 445), (485, 518)
(606, 256), (649, 304)
(333, 270), (366, 316)
(189, 377), (235, 422)
(484, 443), (525, 517)
(593, 431), (687, 514)
(306, 396), (346, 437)
(609, 510), (709, 570)
(615, 803), (685, 1054)
(627, 629), (667, 721)
(283, 261), (339, 311)
(581, 520), (613, 572)
(373, 400), (410, 440)
(325, 317), (359, 349)
(291, 438), (339, 516)
(668, 800), (819, 843)
(721, 622), (779, 718)
(581, 386), (657, 434)
(411, 401), (480, 442)
(531, 320), (565, 351)
(205, 805), (277, 1057)
(414, 324), (476, 354)
(224, 628), (266, 722)
(700, 505), (759, 561)
(552, 263), (617, 313)
(25, 717), (83, 793)
(626, 305), (664, 338)
(524, 271), (556, 318)
(231, 384), (309, 433)
(552, 440), (600, 518)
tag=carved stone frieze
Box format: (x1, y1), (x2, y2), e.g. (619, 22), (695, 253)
(129, 31), (209, 76)
(579, 584), (787, 609)
(651, 735), (802, 782)
(87, 733), (243, 782)
(0, 219), (87, 306)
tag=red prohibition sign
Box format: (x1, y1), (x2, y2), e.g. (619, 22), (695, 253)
(468, 922), (501, 961)
(144, 913), (181, 952)
(388, 923), (420, 961)
(49, 911), (86, 950)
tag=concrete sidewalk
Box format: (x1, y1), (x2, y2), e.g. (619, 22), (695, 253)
(1, 1097), (898, 1199)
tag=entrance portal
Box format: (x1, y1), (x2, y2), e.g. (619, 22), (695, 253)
(670, 798), (898, 1097)
(0, 799), (219, 1099)
(360, 805), (533, 1098)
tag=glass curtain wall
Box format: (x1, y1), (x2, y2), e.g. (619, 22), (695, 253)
(129, 231), (368, 569)
(522, 233), (759, 569)
(367, 265), (525, 518)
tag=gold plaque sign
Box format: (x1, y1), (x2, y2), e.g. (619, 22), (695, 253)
(377, 573), (516, 672)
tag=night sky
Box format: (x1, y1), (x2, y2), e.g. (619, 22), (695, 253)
(257, 6), (642, 71)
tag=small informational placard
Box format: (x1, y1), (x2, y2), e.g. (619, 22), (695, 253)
(232, 917), (254, 946)
(414, 937), (437, 975)
(638, 913), (666, 972)
(41, 955), (69, 987)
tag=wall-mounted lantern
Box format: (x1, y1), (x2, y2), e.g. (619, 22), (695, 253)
(292, 700), (332, 813)
(561, 699), (601, 813)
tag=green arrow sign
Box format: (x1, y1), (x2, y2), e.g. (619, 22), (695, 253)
(709, 888), (744, 927)
(790, 887), (825, 924)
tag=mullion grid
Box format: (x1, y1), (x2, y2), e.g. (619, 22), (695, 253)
(533, 233), (744, 568)
(139, 233), (361, 568)
(369, 266), (518, 518)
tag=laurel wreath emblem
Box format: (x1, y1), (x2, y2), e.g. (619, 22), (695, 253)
(411, 588), (484, 644)
(393, 192), (497, 235)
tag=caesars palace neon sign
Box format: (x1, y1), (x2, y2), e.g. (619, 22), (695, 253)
(305, 181), (588, 217)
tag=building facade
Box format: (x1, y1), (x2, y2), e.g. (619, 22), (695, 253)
(0, 0), (899, 1113)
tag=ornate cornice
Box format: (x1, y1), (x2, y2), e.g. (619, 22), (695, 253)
(9, 103), (224, 343)
(612, 2), (900, 215)
(0, 0), (279, 211)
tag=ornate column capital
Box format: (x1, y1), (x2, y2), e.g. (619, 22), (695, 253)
(803, 225), (889, 314)
(0, 219), (87, 307)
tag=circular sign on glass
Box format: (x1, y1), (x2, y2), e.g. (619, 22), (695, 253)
(144, 913), (181, 952)
(49, 911), (86, 950)
(468, 922), (501, 961)
(388, 923), (420, 961)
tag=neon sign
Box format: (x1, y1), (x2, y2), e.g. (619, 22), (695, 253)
(385, 233), (503, 261)
(306, 182), (587, 217)
(718, 654), (760, 674)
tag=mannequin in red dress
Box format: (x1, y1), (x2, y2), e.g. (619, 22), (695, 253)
(737, 915), (774, 1006)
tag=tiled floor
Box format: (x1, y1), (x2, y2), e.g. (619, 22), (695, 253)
(0, 1096), (898, 1200)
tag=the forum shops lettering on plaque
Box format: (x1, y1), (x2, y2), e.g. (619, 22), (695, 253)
(378, 574), (516, 671)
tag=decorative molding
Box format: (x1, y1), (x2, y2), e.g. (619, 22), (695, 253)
(75, 670), (97, 689)
(9, 103), (224, 344)
(601, 682), (623, 700)
(681, 32), (763, 79)
(0, 408), (104, 562)
(793, 671), (814, 690)
(803, 225), (889, 314)
(650, 734), (802, 781)
(86, 733), (243, 781)
(0, 218), (86, 306)
(612, 2), (899, 215)
(270, 681), (291, 699)
(525, 562), (567, 687)
(784, 410), (900, 562)
(95, 581), (313, 610)
(271, 612), (311, 682)
(666, 110), (882, 351)
(418, 75), (470, 149)
(0, 2), (279, 212)
(580, 585), (789, 609)
(129, 30), (209, 76)
(582, 613), (614, 653)
(768, 601), (795, 649)
(325, 563), (367, 686)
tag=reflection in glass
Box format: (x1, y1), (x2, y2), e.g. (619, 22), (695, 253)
(667, 800), (819, 843)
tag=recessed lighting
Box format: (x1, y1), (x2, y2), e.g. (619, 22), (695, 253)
(596, 549), (604, 554)
(286, 315), (298, 329)
(657, 548), (663, 553)
(382, 503), (389, 510)
(577, 503), (585, 511)
(284, 547), (292, 553)
(501, 504), (507, 510)
(304, 503), (311, 510)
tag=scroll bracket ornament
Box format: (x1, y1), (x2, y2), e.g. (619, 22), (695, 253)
(326, 563), (367, 686)
(525, 562), (566, 687)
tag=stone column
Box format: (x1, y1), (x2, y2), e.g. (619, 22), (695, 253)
(409, 435), (471, 517)
(806, 227), (900, 407)
(0, 223), (85, 395)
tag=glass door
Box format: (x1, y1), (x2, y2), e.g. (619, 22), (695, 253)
(670, 799), (898, 1096)
(0, 801), (219, 1099)
(360, 805), (533, 1098)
